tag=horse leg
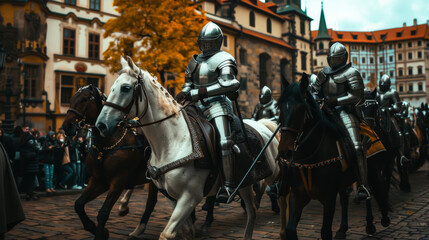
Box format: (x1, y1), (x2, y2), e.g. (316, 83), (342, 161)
(159, 192), (200, 240)
(74, 179), (108, 236)
(118, 188), (134, 216)
(94, 181), (125, 240)
(285, 190), (310, 240)
(200, 196), (215, 234)
(335, 188), (350, 239)
(321, 193), (337, 240)
(129, 182), (158, 239)
(365, 199), (376, 235)
(397, 154), (411, 192)
(368, 158), (391, 228)
(239, 185), (257, 240)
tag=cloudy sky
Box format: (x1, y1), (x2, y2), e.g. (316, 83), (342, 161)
(300, 0), (429, 31)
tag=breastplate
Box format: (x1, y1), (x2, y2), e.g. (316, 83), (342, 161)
(378, 93), (392, 109)
(192, 61), (219, 87)
(323, 75), (347, 98)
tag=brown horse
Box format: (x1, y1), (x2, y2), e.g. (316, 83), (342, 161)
(276, 75), (390, 240)
(62, 85), (155, 240)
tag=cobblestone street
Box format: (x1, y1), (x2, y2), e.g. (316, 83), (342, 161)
(5, 164), (429, 240)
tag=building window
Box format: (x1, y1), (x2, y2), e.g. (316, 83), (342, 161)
(351, 34), (357, 40)
(249, 11), (255, 27)
(87, 77), (99, 87)
(418, 83), (423, 91)
(300, 19), (305, 35)
(366, 35), (371, 40)
(90, 0), (100, 10)
(379, 57), (383, 63)
(389, 44), (393, 49)
(390, 71), (394, 77)
(396, 32), (402, 37)
(398, 53), (402, 60)
(352, 57), (357, 65)
(88, 33), (100, 59)
(418, 66), (423, 75)
(408, 52), (412, 59)
(240, 77), (247, 91)
(398, 68), (403, 76)
(337, 33), (343, 39)
(389, 56), (393, 62)
(408, 42), (412, 47)
(223, 35), (228, 47)
(313, 59), (317, 66)
(267, 18), (272, 33)
(301, 52), (307, 70)
(61, 75), (74, 104)
(319, 42), (324, 50)
(398, 43), (402, 48)
(399, 85), (403, 92)
(239, 48), (247, 65)
(409, 84), (413, 92)
(63, 28), (75, 56)
(65, 0), (76, 5)
(370, 57), (374, 64)
(362, 57), (366, 64)
(361, 45), (365, 50)
(380, 72), (383, 78)
(362, 72), (366, 79)
(418, 41), (422, 46)
(418, 51), (422, 58)
(408, 67), (413, 75)
(23, 64), (41, 98)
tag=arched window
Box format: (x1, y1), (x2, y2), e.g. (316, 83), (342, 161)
(259, 53), (272, 89)
(319, 42), (324, 50)
(249, 11), (255, 27)
(267, 18), (272, 33)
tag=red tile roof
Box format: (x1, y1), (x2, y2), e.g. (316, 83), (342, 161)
(312, 24), (429, 44)
(239, 0), (289, 20)
(210, 18), (296, 50)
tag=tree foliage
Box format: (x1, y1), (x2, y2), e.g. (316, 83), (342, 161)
(103, 0), (206, 89)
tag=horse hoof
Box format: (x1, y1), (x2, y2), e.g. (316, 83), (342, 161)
(118, 207), (129, 216)
(366, 224), (376, 235)
(334, 231), (346, 239)
(381, 217), (391, 227)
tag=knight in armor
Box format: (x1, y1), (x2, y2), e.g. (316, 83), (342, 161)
(310, 42), (371, 200)
(251, 86), (279, 122)
(176, 22), (240, 203)
(377, 74), (409, 165)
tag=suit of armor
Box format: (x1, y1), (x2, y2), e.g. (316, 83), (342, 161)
(179, 22), (240, 201)
(252, 86), (279, 122)
(377, 74), (408, 163)
(310, 42), (370, 200)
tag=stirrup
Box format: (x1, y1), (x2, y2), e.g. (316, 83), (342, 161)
(399, 156), (409, 166)
(356, 185), (371, 201)
(216, 186), (236, 204)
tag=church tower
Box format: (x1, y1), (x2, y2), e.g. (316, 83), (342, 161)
(313, 1), (332, 73)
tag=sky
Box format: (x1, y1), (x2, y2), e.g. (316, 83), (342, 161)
(298, 0), (428, 31)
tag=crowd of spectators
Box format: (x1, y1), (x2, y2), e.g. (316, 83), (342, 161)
(0, 125), (88, 201)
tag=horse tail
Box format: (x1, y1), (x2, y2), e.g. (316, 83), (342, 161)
(258, 119), (280, 142)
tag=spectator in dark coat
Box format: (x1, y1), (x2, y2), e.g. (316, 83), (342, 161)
(54, 133), (73, 189)
(20, 127), (42, 201)
(68, 136), (82, 189)
(0, 142), (25, 239)
(11, 126), (23, 187)
(41, 131), (56, 193)
(0, 128), (15, 163)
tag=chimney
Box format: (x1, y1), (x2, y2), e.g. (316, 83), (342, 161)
(413, 18), (417, 26)
(403, 22), (406, 27)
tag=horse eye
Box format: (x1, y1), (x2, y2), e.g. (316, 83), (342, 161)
(121, 86), (132, 92)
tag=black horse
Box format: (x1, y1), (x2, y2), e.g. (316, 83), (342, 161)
(276, 75), (390, 240)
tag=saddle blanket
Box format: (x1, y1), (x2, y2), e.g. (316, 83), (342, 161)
(360, 122), (386, 158)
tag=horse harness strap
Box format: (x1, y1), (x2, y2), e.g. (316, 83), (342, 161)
(146, 111), (205, 180)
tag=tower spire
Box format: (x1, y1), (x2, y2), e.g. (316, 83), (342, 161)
(315, 0), (332, 40)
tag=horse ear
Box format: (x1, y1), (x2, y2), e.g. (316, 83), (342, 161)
(126, 56), (140, 73)
(120, 56), (128, 70)
(300, 72), (309, 94)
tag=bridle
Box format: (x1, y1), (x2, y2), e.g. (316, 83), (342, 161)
(104, 69), (181, 128)
(67, 86), (106, 129)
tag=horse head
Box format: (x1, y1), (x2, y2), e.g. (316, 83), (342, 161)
(96, 56), (180, 137)
(277, 73), (313, 159)
(62, 84), (106, 137)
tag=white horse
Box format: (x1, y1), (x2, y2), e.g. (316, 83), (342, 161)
(96, 56), (279, 239)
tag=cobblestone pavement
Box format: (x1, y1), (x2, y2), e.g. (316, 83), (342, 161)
(5, 164), (429, 240)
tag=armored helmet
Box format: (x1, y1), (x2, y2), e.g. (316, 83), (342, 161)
(259, 86), (273, 105)
(379, 74), (391, 92)
(327, 42), (348, 70)
(198, 22), (223, 57)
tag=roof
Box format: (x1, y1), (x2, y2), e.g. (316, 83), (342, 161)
(209, 17), (296, 50)
(314, 5), (331, 40)
(311, 23), (429, 44)
(276, 4), (313, 20)
(240, 0), (289, 21)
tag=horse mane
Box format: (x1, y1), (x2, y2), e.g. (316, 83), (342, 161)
(278, 82), (347, 139)
(118, 66), (181, 117)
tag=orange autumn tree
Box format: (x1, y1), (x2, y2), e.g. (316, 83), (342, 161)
(103, 0), (206, 91)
